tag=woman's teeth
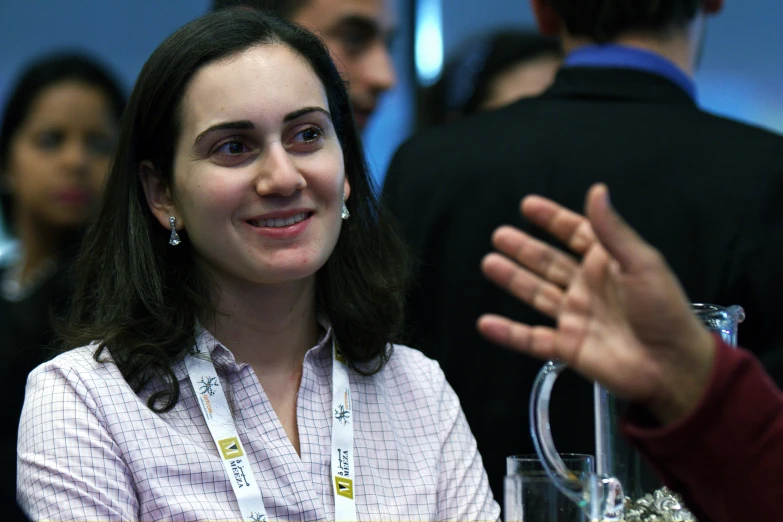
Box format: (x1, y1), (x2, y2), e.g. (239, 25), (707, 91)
(250, 212), (308, 228)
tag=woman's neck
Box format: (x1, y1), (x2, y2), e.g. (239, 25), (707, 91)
(203, 275), (320, 375)
(202, 274), (320, 458)
(14, 211), (64, 278)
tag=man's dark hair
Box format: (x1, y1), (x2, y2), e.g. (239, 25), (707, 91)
(546, 0), (702, 42)
(60, 8), (410, 413)
(211, 0), (311, 18)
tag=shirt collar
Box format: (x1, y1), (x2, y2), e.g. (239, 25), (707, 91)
(174, 313), (334, 382)
(563, 44), (696, 101)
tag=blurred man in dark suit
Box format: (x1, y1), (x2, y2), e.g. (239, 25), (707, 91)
(213, 0), (396, 129)
(383, 0), (783, 503)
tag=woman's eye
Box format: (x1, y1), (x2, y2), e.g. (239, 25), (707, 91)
(215, 140), (249, 155)
(35, 130), (63, 150)
(294, 127), (323, 144)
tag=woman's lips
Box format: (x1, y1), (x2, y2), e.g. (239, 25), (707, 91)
(54, 189), (91, 205)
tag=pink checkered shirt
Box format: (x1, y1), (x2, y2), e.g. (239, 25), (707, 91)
(18, 322), (500, 521)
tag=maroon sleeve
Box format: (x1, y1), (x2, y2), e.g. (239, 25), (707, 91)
(621, 336), (783, 522)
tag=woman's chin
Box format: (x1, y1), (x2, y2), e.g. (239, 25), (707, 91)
(239, 264), (322, 287)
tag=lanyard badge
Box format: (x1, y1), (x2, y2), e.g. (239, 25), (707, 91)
(331, 341), (356, 520)
(186, 335), (357, 521)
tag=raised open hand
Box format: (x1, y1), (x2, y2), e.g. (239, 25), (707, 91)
(477, 183), (716, 423)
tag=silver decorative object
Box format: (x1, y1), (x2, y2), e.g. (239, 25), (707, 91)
(169, 216), (182, 246)
(624, 487), (696, 521)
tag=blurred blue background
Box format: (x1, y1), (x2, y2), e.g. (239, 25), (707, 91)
(1, 0), (781, 256)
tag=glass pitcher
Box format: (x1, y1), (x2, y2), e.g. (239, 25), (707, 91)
(529, 303), (745, 521)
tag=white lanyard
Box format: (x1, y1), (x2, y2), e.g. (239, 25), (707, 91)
(331, 342), (356, 521)
(185, 333), (356, 521)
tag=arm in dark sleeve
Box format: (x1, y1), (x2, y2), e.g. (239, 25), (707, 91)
(621, 337), (783, 522)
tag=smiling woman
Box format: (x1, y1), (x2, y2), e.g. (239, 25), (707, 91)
(15, 9), (499, 522)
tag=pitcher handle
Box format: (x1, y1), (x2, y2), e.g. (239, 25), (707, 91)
(530, 361), (587, 504)
(530, 360), (626, 520)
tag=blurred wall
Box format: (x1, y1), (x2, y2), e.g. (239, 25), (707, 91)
(0, 2), (209, 97)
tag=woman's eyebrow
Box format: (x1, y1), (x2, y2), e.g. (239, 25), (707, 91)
(193, 120), (254, 146)
(284, 107), (331, 123)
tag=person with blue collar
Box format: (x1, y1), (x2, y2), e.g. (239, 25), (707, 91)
(383, 0), (783, 508)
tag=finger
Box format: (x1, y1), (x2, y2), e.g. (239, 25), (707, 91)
(585, 184), (661, 273)
(492, 226), (579, 288)
(482, 253), (564, 318)
(579, 239), (616, 301)
(477, 315), (583, 365)
(477, 314), (559, 361)
(521, 196), (597, 255)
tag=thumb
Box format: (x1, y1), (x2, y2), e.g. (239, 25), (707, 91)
(585, 183), (657, 273)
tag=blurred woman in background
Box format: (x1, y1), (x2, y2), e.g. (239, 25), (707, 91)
(0, 52), (124, 501)
(420, 29), (561, 127)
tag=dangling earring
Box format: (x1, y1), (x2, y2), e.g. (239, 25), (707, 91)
(168, 216), (182, 246)
(341, 195), (350, 220)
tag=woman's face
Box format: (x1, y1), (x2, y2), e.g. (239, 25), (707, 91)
(143, 44), (349, 289)
(5, 81), (117, 231)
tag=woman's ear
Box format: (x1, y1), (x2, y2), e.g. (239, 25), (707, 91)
(138, 161), (182, 230)
(343, 177), (351, 202)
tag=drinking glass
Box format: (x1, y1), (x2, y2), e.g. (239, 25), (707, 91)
(504, 454), (593, 522)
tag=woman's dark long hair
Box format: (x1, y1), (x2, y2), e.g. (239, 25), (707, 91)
(60, 9), (410, 412)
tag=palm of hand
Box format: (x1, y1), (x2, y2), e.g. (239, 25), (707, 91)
(479, 186), (714, 417)
(557, 238), (678, 404)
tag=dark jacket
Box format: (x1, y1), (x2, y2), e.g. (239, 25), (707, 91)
(383, 65), (783, 501)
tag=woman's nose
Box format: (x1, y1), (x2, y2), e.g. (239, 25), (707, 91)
(253, 144), (307, 197)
